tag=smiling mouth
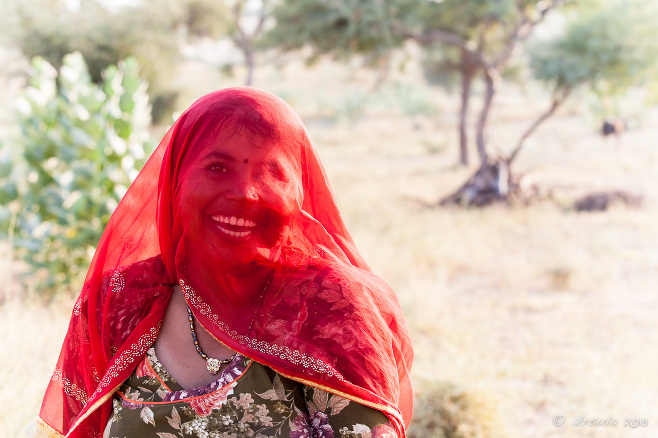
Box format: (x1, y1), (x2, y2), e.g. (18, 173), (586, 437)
(211, 215), (256, 238)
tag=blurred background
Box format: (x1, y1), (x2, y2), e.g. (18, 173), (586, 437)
(1, 0), (657, 437)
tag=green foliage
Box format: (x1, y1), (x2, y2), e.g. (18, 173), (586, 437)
(530, 0), (658, 97)
(407, 381), (502, 438)
(7, 1), (168, 81)
(421, 47), (466, 90)
(418, 0), (516, 40)
(0, 52), (153, 296)
(176, 0), (231, 39)
(263, 0), (546, 90)
(3, 0), (231, 122)
(264, 0), (418, 64)
(418, 0), (547, 89)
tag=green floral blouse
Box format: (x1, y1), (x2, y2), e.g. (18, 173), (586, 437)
(103, 348), (396, 438)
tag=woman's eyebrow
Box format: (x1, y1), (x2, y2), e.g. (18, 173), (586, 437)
(203, 151), (235, 162)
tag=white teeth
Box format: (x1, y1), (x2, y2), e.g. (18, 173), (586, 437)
(211, 215), (255, 238)
(216, 225), (252, 238)
(211, 215), (256, 227)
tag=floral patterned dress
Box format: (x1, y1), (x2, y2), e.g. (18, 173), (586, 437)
(103, 348), (396, 438)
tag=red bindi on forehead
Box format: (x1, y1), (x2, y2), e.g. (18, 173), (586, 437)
(244, 159), (248, 164)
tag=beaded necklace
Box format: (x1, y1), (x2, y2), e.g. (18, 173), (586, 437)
(186, 306), (236, 374)
(186, 273), (273, 375)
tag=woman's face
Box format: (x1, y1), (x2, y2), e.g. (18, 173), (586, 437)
(176, 129), (300, 268)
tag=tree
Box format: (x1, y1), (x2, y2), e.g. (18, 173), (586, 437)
(265, 0), (560, 170)
(523, 0), (658, 159)
(442, 0), (658, 205)
(154, 0), (272, 86)
(265, 0), (411, 64)
(408, 0), (566, 205)
(267, 0), (658, 206)
(406, 0), (528, 165)
(229, 0), (272, 86)
(411, 0), (536, 166)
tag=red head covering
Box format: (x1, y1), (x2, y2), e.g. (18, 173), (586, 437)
(36, 88), (413, 437)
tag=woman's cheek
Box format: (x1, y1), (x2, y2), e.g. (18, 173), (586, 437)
(174, 178), (211, 226)
(274, 186), (299, 218)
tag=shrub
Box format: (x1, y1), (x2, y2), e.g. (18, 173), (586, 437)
(407, 381), (503, 438)
(0, 52), (153, 296)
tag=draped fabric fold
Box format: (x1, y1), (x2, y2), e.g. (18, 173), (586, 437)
(36, 87), (413, 437)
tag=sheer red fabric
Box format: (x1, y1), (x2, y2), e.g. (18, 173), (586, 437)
(36, 88), (413, 437)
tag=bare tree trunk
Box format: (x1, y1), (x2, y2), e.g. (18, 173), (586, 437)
(458, 52), (476, 166)
(475, 70), (498, 166)
(232, 0), (268, 87)
(439, 160), (508, 206)
(441, 86), (572, 207)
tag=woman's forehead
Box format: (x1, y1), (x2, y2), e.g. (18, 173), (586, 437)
(173, 93), (307, 175)
(188, 129), (301, 174)
(199, 129), (284, 156)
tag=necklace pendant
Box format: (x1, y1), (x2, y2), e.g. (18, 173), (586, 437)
(206, 357), (221, 375)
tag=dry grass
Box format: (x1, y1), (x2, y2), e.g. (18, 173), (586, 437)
(0, 299), (72, 436)
(2, 55), (658, 437)
(316, 106), (658, 437)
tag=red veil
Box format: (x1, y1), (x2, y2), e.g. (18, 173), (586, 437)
(35, 88), (413, 437)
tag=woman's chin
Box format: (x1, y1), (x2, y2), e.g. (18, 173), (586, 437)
(196, 237), (266, 268)
(185, 221), (288, 270)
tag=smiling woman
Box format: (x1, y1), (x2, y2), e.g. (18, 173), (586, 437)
(30, 88), (413, 438)
(176, 128), (299, 269)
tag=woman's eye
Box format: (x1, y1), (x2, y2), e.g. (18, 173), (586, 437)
(268, 162), (289, 182)
(208, 163), (228, 173)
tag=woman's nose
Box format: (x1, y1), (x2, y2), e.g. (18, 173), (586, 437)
(225, 176), (259, 203)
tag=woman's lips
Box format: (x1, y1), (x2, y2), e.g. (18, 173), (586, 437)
(211, 215), (256, 238)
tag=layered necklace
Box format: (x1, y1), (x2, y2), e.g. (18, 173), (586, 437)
(186, 273), (274, 375)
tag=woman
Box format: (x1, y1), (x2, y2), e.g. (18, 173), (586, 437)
(31, 88), (413, 438)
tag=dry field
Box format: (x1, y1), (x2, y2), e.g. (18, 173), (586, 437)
(2, 56), (658, 437)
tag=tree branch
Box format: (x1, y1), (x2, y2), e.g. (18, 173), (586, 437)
(232, 0), (248, 48)
(506, 86), (571, 164)
(254, 0), (268, 36)
(404, 29), (492, 70)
